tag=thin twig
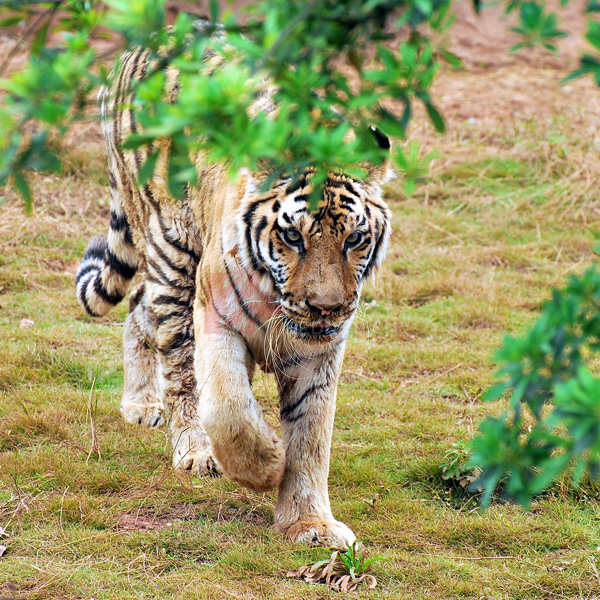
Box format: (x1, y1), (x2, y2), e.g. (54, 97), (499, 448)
(345, 368), (381, 383)
(431, 554), (542, 567)
(86, 373), (100, 465)
(58, 486), (69, 531)
(0, 3), (62, 78)
(425, 221), (466, 246)
(207, 582), (244, 599)
(424, 363), (462, 386)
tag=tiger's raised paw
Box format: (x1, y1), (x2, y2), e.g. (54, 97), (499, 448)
(278, 519), (356, 550)
(120, 399), (165, 428)
(211, 429), (285, 493)
(172, 428), (222, 477)
(175, 451), (222, 476)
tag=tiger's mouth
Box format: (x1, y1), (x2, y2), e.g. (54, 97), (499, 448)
(282, 316), (341, 339)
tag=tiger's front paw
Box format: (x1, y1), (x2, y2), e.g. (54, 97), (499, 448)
(279, 519), (356, 550)
(121, 398), (165, 428)
(211, 430), (285, 493)
(171, 427), (222, 477)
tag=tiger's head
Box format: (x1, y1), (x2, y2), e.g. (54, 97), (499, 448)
(237, 155), (392, 344)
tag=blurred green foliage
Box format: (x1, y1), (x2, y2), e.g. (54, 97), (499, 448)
(470, 268), (600, 506)
(0, 0), (577, 207)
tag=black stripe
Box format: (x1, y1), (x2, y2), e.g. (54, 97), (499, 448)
(160, 329), (194, 354)
(110, 210), (130, 232)
(268, 239), (277, 263)
(326, 178), (360, 196)
(83, 243), (107, 262)
(79, 276), (102, 317)
(281, 384), (322, 422)
(154, 294), (189, 307)
(142, 183), (160, 209)
(338, 193), (356, 208)
(146, 272), (171, 287)
(363, 219), (386, 280)
(147, 257), (179, 287)
(76, 263), (100, 283)
(156, 212), (201, 262)
(107, 249), (137, 279)
(252, 216), (273, 272)
(242, 198), (273, 274)
(155, 310), (186, 326)
(148, 234), (191, 276)
(93, 276), (123, 305)
(224, 257), (263, 327)
(286, 174), (309, 195)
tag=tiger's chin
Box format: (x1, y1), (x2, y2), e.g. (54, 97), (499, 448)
(282, 315), (348, 343)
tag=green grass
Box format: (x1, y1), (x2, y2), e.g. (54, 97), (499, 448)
(2, 101), (600, 599)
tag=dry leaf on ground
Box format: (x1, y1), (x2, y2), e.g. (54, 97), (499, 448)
(287, 547), (379, 592)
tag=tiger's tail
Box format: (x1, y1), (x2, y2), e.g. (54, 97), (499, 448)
(76, 209), (139, 317)
(76, 63), (144, 319)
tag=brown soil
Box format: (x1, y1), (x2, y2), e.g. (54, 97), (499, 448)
(117, 503), (201, 532)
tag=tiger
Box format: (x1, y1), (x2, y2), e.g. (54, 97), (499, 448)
(75, 44), (392, 550)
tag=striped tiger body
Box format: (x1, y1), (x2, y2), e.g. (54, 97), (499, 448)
(76, 46), (392, 550)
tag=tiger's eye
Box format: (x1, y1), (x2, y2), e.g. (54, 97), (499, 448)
(345, 231), (363, 247)
(283, 229), (302, 245)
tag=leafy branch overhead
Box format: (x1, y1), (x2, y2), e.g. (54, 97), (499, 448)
(0, 0), (576, 207)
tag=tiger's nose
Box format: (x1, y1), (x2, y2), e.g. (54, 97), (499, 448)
(306, 299), (344, 316)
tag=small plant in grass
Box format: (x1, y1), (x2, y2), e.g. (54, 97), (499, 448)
(440, 441), (482, 491)
(286, 543), (386, 592)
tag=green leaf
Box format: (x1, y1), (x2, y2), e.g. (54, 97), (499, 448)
(13, 171), (32, 214)
(439, 48), (462, 69)
(31, 17), (52, 57)
(137, 150), (159, 185)
(0, 15), (23, 27)
(424, 101), (445, 133)
(209, 0), (219, 22)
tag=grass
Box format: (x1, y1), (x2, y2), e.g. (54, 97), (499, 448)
(2, 69), (600, 598)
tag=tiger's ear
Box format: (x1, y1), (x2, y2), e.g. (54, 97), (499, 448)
(367, 125), (395, 185)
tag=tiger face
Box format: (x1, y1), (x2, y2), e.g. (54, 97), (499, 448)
(238, 170), (391, 343)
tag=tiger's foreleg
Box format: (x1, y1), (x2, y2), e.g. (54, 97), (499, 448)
(194, 311), (286, 492)
(274, 347), (356, 550)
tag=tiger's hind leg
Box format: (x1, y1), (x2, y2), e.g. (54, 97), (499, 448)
(121, 282), (166, 428)
(143, 209), (221, 477)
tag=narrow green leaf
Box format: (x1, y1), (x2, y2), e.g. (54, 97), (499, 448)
(13, 172), (32, 214)
(137, 151), (159, 185)
(209, 0), (219, 22)
(424, 101), (445, 133)
(0, 15), (23, 27)
(31, 17), (52, 57)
